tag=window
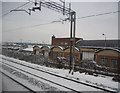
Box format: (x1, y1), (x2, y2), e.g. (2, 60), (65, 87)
(60, 42), (63, 45)
(111, 59), (118, 68)
(82, 52), (94, 60)
(100, 58), (108, 66)
(65, 42), (68, 45)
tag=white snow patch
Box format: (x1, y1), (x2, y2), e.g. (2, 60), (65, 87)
(0, 55), (119, 92)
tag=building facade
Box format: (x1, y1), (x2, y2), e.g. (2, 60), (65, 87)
(32, 37), (120, 70)
(95, 48), (120, 70)
(51, 35), (83, 47)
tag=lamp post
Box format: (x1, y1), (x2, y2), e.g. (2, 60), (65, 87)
(102, 33), (106, 48)
(102, 33), (107, 72)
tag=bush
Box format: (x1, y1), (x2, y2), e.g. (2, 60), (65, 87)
(112, 76), (120, 82)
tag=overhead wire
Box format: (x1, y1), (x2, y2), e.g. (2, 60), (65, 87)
(2, 0), (119, 32)
(4, 19), (63, 32)
(4, 10), (119, 32)
(77, 11), (119, 19)
(1, 2), (30, 17)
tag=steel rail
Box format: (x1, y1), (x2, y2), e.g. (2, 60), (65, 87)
(0, 71), (37, 93)
(1, 61), (81, 93)
(1, 57), (117, 93)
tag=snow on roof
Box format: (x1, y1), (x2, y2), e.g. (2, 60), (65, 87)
(95, 47), (120, 53)
(74, 47), (80, 51)
(41, 45), (52, 49)
(58, 46), (64, 50)
(51, 46), (64, 50)
(22, 48), (33, 52)
(32, 45), (42, 48)
(64, 46), (80, 51)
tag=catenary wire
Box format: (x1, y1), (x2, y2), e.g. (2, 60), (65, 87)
(1, 2), (30, 17)
(4, 10), (119, 32)
(4, 20), (62, 32)
(77, 11), (119, 19)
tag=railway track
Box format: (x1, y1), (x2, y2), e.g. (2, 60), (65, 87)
(0, 71), (36, 93)
(1, 62), (80, 93)
(1, 56), (117, 93)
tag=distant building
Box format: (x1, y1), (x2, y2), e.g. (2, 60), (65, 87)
(33, 45), (42, 55)
(95, 48), (120, 70)
(49, 46), (64, 61)
(51, 35), (83, 47)
(51, 36), (120, 70)
(76, 39), (120, 61)
(41, 46), (51, 57)
(76, 40), (119, 48)
(51, 35), (83, 65)
(32, 36), (120, 70)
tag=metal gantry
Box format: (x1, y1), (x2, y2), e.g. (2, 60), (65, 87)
(31, 0), (76, 74)
(11, 0), (76, 74)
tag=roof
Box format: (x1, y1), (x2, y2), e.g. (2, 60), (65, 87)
(76, 40), (120, 48)
(41, 45), (52, 49)
(95, 47), (120, 53)
(52, 35), (82, 40)
(33, 45), (42, 48)
(64, 46), (80, 51)
(51, 46), (64, 50)
(22, 48), (33, 52)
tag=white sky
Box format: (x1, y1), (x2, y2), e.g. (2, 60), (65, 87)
(1, 0), (119, 44)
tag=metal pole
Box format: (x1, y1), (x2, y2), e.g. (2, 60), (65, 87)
(63, 0), (65, 15)
(102, 33), (106, 48)
(69, 12), (73, 74)
(105, 35), (106, 47)
(72, 12), (76, 75)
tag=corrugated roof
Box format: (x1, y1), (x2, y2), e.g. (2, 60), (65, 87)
(76, 40), (120, 48)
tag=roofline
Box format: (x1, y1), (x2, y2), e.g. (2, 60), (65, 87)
(95, 47), (120, 53)
(41, 45), (51, 49)
(51, 46), (64, 50)
(77, 46), (119, 49)
(64, 46), (80, 51)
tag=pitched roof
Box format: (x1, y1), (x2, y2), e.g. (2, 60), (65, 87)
(95, 47), (120, 53)
(76, 39), (120, 48)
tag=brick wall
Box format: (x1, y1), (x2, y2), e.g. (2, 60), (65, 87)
(51, 35), (82, 46)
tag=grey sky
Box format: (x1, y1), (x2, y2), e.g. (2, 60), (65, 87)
(2, 0), (119, 44)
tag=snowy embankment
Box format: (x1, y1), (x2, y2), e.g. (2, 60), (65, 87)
(1, 55), (119, 92)
(1, 64), (65, 92)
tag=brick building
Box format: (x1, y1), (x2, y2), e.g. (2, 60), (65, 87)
(51, 35), (83, 47)
(51, 36), (120, 70)
(76, 39), (120, 70)
(33, 36), (120, 70)
(76, 40), (120, 61)
(95, 48), (120, 70)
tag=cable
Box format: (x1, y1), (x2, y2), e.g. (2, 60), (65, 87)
(4, 19), (63, 32)
(4, 10), (119, 32)
(77, 11), (119, 19)
(2, 2), (30, 17)
(13, 2), (30, 10)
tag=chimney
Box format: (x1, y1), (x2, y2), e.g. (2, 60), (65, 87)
(51, 35), (55, 45)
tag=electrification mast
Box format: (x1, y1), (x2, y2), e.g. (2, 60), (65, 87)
(12, 0), (76, 74)
(31, 0), (76, 74)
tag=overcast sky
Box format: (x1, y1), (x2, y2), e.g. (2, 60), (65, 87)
(2, 0), (119, 44)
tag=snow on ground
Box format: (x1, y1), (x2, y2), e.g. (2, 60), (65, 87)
(1, 55), (119, 92)
(1, 59), (102, 91)
(1, 72), (30, 91)
(0, 63), (69, 92)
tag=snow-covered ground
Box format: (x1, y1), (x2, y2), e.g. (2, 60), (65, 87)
(1, 72), (30, 91)
(0, 55), (119, 92)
